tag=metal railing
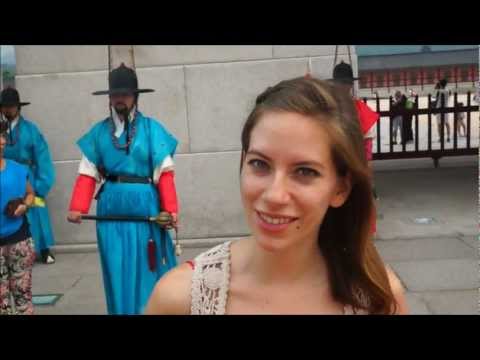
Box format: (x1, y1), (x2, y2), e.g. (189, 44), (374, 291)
(365, 91), (479, 167)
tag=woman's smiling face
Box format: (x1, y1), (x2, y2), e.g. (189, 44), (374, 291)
(240, 111), (350, 253)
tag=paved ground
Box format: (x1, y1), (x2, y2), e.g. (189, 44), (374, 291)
(31, 162), (478, 315)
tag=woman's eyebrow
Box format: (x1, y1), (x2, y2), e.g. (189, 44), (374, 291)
(246, 150), (271, 161)
(248, 150), (326, 170)
(292, 161), (325, 170)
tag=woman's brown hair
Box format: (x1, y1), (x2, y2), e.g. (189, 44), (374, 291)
(240, 76), (396, 314)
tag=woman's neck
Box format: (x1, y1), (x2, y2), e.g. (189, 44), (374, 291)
(243, 234), (328, 285)
(0, 158), (5, 171)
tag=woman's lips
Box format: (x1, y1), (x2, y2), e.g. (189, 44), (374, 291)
(255, 210), (298, 233)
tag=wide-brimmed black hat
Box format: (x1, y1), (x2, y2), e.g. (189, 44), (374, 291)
(0, 87), (31, 107)
(92, 63), (154, 96)
(330, 61), (359, 85)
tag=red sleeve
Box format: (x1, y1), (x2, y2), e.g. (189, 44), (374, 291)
(157, 171), (179, 214)
(355, 100), (379, 135)
(69, 174), (96, 213)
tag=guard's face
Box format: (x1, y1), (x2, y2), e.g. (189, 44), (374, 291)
(1, 105), (20, 121)
(337, 83), (353, 96)
(110, 93), (135, 115)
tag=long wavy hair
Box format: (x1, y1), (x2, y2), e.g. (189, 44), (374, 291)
(240, 77), (396, 314)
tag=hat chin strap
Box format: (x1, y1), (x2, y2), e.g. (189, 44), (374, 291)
(8, 120), (13, 143)
(109, 104), (137, 155)
(110, 104), (136, 123)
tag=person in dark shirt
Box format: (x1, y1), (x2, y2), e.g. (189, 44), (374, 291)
(0, 120), (36, 315)
(390, 91), (413, 145)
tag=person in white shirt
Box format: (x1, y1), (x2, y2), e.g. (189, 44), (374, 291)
(432, 79), (451, 143)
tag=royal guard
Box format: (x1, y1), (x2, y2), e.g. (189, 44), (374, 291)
(67, 64), (180, 314)
(330, 61), (380, 233)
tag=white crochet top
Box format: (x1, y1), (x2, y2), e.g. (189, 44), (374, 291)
(190, 241), (368, 315)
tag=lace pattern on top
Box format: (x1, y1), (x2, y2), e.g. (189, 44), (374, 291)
(190, 241), (369, 315)
(190, 242), (231, 315)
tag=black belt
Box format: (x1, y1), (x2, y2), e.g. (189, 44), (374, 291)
(94, 175), (153, 200)
(12, 159), (33, 167)
(105, 175), (153, 184)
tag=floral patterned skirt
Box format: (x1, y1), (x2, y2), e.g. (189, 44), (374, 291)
(0, 238), (35, 315)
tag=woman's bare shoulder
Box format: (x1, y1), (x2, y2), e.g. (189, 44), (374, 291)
(144, 262), (194, 315)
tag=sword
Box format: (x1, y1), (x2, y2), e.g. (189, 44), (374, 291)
(80, 212), (182, 257)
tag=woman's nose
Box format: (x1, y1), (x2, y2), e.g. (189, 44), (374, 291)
(262, 173), (291, 206)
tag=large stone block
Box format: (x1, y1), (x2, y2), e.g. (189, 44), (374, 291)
(136, 66), (189, 153)
(375, 166), (477, 239)
(174, 152), (250, 239)
(185, 59), (308, 153)
(108, 46), (135, 69)
(404, 292), (431, 315)
(419, 290), (478, 315)
(32, 272), (82, 294)
(15, 71), (109, 161)
(460, 235), (477, 249)
(32, 253), (89, 279)
(134, 46), (273, 67)
(376, 237), (475, 262)
(15, 46), (108, 75)
(390, 259), (478, 292)
(57, 274), (105, 307)
(34, 273), (106, 315)
(273, 45), (355, 58)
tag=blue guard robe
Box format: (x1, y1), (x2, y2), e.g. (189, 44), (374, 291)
(77, 111), (178, 314)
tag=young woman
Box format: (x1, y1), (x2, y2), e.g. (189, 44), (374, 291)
(145, 77), (407, 315)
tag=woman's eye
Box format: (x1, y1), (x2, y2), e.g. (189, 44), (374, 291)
(295, 167), (320, 178)
(248, 159), (269, 171)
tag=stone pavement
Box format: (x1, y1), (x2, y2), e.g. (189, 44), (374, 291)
(32, 161), (478, 315)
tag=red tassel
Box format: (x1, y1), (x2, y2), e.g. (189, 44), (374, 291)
(148, 239), (156, 271)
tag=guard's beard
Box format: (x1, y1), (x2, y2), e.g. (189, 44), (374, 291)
(4, 112), (18, 121)
(114, 103), (130, 120)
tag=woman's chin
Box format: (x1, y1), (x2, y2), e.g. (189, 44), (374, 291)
(254, 232), (291, 253)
